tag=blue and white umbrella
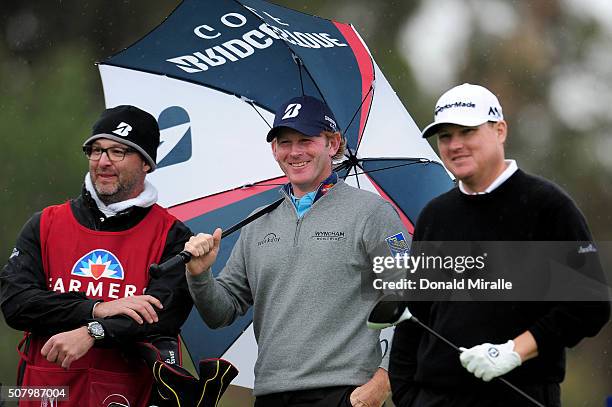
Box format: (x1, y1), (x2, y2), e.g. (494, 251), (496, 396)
(98, 0), (453, 388)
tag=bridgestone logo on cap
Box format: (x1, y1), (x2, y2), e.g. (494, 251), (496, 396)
(282, 104), (302, 120)
(434, 101), (476, 116)
(112, 122), (133, 137)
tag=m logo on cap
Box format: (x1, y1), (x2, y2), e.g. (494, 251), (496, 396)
(112, 122), (133, 137)
(282, 103), (302, 120)
(488, 106), (501, 118)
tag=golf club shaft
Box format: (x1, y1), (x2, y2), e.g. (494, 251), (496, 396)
(410, 316), (545, 407)
(411, 315), (461, 352)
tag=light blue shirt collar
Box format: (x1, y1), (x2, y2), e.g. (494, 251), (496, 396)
(291, 191), (316, 218)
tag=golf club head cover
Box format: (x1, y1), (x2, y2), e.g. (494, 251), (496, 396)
(153, 358), (239, 407)
(135, 339), (197, 406)
(153, 359), (201, 406)
(459, 340), (522, 382)
(197, 358), (239, 407)
(135, 341), (238, 407)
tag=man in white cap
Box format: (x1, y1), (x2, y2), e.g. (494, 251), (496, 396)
(388, 84), (610, 406)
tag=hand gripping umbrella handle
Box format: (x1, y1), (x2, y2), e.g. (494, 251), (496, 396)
(150, 198), (284, 274)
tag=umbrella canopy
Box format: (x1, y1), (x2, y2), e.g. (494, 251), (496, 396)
(98, 0), (453, 388)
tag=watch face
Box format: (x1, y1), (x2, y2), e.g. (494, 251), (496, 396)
(88, 322), (104, 339)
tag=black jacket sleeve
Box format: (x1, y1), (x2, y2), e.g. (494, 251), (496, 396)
(1, 213), (98, 334)
(97, 220), (194, 345)
(528, 194), (610, 355)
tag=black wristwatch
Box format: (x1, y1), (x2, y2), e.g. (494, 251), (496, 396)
(86, 321), (105, 340)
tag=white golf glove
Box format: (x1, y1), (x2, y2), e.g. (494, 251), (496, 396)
(459, 340), (521, 382)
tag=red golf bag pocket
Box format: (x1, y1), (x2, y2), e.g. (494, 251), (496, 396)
(19, 364), (87, 406)
(89, 368), (152, 407)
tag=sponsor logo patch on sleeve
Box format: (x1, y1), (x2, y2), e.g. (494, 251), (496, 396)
(385, 232), (410, 256)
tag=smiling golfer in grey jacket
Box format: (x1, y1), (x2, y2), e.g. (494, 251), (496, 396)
(184, 96), (411, 407)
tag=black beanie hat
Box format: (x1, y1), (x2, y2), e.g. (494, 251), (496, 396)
(83, 105), (160, 172)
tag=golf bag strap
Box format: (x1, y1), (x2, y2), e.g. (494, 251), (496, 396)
(17, 332), (31, 363)
(16, 332), (31, 386)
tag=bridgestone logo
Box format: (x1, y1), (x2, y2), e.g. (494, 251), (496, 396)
(435, 101), (476, 116)
(112, 122), (133, 137)
(168, 22), (347, 74)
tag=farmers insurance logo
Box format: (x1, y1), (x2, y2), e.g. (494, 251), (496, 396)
(157, 106), (192, 169)
(71, 249), (125, 281)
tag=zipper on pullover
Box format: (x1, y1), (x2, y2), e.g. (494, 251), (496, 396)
(294, 218), (302, 247)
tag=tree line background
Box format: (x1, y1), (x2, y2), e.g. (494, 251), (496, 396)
(1, 1), (610, 405)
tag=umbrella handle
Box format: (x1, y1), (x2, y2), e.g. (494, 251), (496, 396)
(149, 198), (284, 274)
(149, 251), (192, 275)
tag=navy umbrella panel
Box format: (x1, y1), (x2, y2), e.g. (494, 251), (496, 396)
(98, 0), (453, 388)
(103, 0), (371, 149)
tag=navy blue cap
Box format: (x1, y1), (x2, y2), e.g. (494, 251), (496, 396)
(266, 95), (338, 142)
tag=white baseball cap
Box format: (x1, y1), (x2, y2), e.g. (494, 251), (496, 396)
(421, 83), (504, 138)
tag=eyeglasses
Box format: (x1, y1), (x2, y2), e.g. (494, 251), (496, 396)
(83, 145), (136, 162)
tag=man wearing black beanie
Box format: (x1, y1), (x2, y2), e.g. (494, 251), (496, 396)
(0, 105), (235, 406)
